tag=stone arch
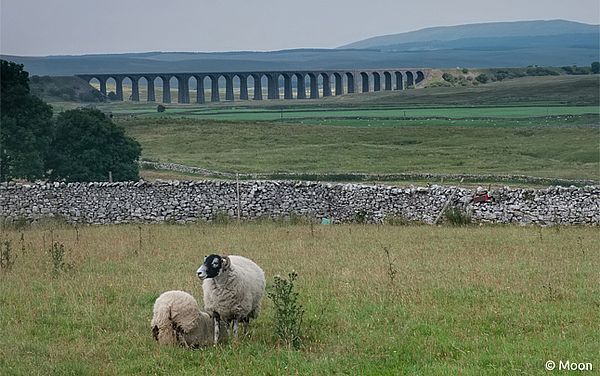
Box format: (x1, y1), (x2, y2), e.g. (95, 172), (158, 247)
(104, 76), (119, 100)
(121, 76), (135, 101)
(383, 71), (393, 91)
(152, 76), (164, 103)
(373, 72), (381, 91)
(333, 72), (344, 96)
(88, 77), (101, 91)
(319, 73), (332, 97)
(360, 72), (370, 93)
(132, 76), (148, 102)
(394, 71), (404, 90)
(415, 70), (425, 85)
(405, 71), (414, 88)
(345, 72), (355, 94)
(186, 76), (197, 103)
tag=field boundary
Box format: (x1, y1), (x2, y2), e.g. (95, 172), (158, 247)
(139, 161), (598, 186)
(2, 180), (598, 225)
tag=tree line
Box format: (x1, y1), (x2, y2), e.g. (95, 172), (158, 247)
(0, 60), (141, 182)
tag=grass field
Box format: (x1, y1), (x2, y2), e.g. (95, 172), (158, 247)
(125, 118), (599, 180)
(0, 223), (597, 375)
(48, 75), (600, 184)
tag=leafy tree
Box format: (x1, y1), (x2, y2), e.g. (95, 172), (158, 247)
(475, 74), (489, 84)
(442, 73), (455, 83)
(592, 62), (599, 74)
(0, 60), (54, 181)
(47, 108), (141, 182)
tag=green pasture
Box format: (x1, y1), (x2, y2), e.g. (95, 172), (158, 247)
(0, 223), (597, 375)
(123, 118), (599, 180)
(47, 74), (600, 184)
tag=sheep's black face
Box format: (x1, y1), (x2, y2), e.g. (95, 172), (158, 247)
(197, 254), (222, 279)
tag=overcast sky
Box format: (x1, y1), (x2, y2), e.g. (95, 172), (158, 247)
(1, 0), (599, 56)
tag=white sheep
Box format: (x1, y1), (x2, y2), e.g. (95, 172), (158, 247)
(151, 290), (226, 348)
(196, 254), (265, 343)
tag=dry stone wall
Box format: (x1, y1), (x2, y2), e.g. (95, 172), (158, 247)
(1, 181), (598, 225)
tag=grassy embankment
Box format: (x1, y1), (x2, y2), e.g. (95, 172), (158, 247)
(0, 223), (598, 375)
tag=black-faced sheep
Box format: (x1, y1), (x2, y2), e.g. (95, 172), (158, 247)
(196, 254), (265, 343)
(151, 290), (226, 348)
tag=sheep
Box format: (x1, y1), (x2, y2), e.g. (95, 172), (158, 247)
(151, 290), (226, 348)
(197, 254), (265, 343)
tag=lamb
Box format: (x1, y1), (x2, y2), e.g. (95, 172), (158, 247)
(197, 254), (265, 343)
(151, 290), (225, 348)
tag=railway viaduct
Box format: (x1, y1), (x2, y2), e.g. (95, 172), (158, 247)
(76, 68), (430, 103)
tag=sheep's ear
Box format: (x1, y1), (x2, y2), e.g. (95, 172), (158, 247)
(221, 256), (230, 271)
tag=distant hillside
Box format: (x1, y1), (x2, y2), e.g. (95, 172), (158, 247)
(340, 19), (599, 49)
(29, 76), (103, 102)
(2, 20), (599, 76)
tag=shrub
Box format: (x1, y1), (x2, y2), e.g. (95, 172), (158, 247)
(561, 65), (589, 75)
(461, 68), (469, 74)
(48, 241), (73, 275)
(442, 73), (455, 83)
(107, 91), (117, 101)
(384, 214), (408, 226)
(157, 104), (166, 113)
(78, 90), (104, 102)
(213, 211), (231, 224)
(525, 67), (559, 76)
(352, 210), (368, 224)
(444, 207), (471, 226)
(475, 74), (489, 84)
(268, 271), (304, 349)
(1, 240), (17, 271)
(592, 62), (599, 74)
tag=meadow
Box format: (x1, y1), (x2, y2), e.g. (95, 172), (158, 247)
(54, 75), (598, 184)
(0, 222), (598, 375)
(124, 117), (598, 181)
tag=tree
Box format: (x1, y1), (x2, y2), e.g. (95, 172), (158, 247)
(47, 108), (141, 182)
(442, 73), (455, 83)
(0, 60), (54, 181)
(475, 74), (489, 84)
(592, 62), (599, 74)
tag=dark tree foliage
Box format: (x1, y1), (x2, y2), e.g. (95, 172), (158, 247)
(592, 62), (599, 74)
(0, 60), (54, 181)
(475, 74), (489, 84)
(48, 108), (141, 182)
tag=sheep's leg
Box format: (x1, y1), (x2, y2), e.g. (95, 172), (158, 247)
(213, 316), (220, 345)
(233, 318), (239, 340)
(224, 320), (231, 338)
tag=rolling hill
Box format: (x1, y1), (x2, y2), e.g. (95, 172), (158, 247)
(2, 20), (598, 76)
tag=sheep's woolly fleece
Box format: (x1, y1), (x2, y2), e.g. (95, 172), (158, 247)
(151, 290), (217, 348)
(201, 255), (266, 323)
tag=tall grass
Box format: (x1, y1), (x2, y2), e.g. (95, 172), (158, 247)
(0, 223), (597, 375)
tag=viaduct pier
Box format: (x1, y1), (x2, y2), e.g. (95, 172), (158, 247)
(77, 68), (430, 103)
